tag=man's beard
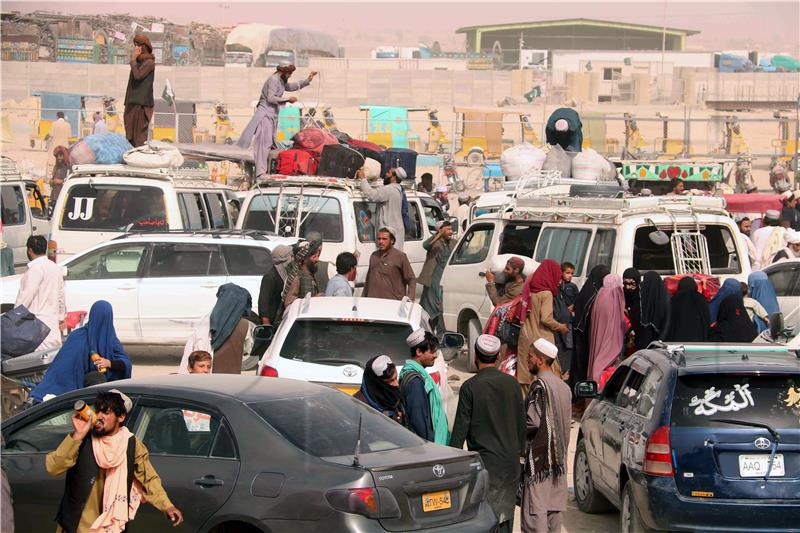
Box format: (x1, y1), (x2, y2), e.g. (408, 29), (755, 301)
(306, 260), (318, 275)
(92, 425), (113, 437)
(383, 177), (392, 185)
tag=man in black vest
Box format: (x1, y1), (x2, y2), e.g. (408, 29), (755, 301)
(46, 390), (183, 532)
(124, 35), (156, 147)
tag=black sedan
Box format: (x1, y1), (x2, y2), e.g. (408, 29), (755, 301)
(1, 375), (497, 532)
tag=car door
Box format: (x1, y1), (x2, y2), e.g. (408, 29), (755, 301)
(2, 395), (95, 532)
(1, 183), (29, 266)
(591, 366), (629, 494)
(602, 364), (650, 492)
(221, 244), (273, 306)
(440, 222), (499, 331)
(63, 243), (149, 342)
(765, 261), (800, 317)
(25, 181), (51, 237)
(137, 242), (227, 343)
(127, 400), (239, 532)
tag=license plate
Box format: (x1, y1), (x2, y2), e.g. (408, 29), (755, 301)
(334, 385), (359, 396)
(739, 454), (785, 477)
(422, 490), (452, 512)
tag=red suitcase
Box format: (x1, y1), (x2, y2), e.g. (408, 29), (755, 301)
(276, 149), (319, 176)
(664, 273), (721, 301)
(292, 128), (339, 155)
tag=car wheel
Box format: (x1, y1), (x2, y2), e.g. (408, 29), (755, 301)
(621, 481), (654, 533)
(465, 318), (481, 372)
(241, 355), (259, 372)
(574, 439), (612, 513)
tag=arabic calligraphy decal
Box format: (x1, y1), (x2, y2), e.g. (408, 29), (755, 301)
(688, 383), (755, 416)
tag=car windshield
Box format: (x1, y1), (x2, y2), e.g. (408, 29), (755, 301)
(279, 319), (413, 367)
(248, 392), (423, 458)
(671, 374), (800, 429)
(60, 184), (167, 231)
(633, 224), (741, 275)
(243, 193), (343, 242)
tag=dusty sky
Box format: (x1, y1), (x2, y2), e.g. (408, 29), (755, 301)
(5, 0), (799, 53)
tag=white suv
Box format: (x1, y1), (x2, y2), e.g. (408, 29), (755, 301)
(256, 296), (463, 400)
(1, 231), (297, 345)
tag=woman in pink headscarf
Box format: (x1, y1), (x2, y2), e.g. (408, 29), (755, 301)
(587, 274), (627, 384)
(517, 259), (569, 394)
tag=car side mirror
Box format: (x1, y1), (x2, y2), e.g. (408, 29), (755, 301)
(648, 230), (670, 246)
(574, 380), (598, 399)
(769, 312), (784, 340)
(449, 217), (459, 234)
(253, 325), (274, 343)
(62, 266), (68, 277)
(439, 332), (465, 362)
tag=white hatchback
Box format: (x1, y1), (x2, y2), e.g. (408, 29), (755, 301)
(256, 296), (463, 400)
(1, 231), (297, 345)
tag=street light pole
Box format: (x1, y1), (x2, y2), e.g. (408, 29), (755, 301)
(660, 0), (667, 103)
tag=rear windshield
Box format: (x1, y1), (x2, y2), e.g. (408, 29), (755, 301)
(633, 225), (741, 275)
(279, 319), (413, 367)
(243, 193), (343, 242)
(671, 374), (800, 429)
(60, 184), (167, 231)
(248, 392), (423, 458)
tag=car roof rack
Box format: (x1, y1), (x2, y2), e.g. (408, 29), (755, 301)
(68, 164), (217, 183)
(112, 228), (281, 241)
(256, 174), (356, 193)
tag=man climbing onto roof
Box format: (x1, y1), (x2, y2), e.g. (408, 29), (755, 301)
(357, 166), (407, 251)
(238, 61), (318, 178)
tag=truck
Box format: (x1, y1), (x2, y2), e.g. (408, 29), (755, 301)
(224, 25), (340, 68)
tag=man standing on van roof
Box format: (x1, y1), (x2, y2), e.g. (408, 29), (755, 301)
(363, 226), (415, 301)
(358, 166), (407, 251)
(47, 112), (71, 175)
(520, 338), (571, 533)
(237, 61), (318, 178)
(16, 235), (66, 351)
(124, 35), (156, 148)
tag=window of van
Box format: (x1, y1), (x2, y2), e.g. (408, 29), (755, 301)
(534, 227), (591, 275)
(632, 225), (740, 275)
(148, 243), (225, 277)
(498, 223), (541, 258)
(243, 194), (343, 242)
(178, 193), (209, 229)
(1, 185), (25, 226)
(353, 201), (422, 242)
(60, 185), (167, 231)
(451, 224), (494, 265)
(587, 229), (616, 271)
(420, 197), (448, 234)
(25, 183), (48, 219)
(204, 193), (229, 229)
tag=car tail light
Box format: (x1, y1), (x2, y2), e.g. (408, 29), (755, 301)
(47, 239), (57, 262)
(644, 426), (674, 476)
(259, 365), (278, 377)
(326, 487), (400, 519)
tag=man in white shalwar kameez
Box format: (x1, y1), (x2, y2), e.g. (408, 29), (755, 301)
(15, 235), (66, 351)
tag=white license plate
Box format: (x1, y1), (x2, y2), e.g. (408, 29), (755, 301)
(738, 454), (785, 477)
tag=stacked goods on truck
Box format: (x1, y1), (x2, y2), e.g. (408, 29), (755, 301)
(224, 23), (277, 67)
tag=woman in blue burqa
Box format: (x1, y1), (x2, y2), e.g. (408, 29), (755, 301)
(31, 300), (131, 402)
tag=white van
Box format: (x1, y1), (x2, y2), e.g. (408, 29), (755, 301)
(235, 175), (452, 286)
(0, 158), (50, 268)
(48, 165), (237, 262)
(442, 194), (751, 357)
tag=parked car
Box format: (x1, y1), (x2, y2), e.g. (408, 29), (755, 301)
(235, 175), (452, 291)
(257, 296), (463, 400)
(1, 375), (497, 532)
(0, 157), (50, 268)
(572, 343), (800, 532)
(763, 257), (800, 317)
(442, 194), (751, 371)
(0, 231), (297, 345)
(48, 164), (239, 263)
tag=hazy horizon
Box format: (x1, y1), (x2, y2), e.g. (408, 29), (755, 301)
(5, 1), (799, 54)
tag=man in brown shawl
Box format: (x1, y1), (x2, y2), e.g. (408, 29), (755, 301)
(521, 338), (572, 533)
(124, 35), (156, 147)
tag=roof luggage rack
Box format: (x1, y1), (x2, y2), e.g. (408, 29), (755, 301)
(113, 228), (281, 241)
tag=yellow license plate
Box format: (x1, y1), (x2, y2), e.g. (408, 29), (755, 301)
(422, 490), (452, 512)
(334, 385), (359, 396)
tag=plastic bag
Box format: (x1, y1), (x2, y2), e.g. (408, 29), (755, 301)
(83, 133), (132, 165)
(69, 140), (96, 165)
(123, 141), (185, 168)
(542, 143), (572, 178)
(500, 143), (546, 180)
(571, 147), (606, 180)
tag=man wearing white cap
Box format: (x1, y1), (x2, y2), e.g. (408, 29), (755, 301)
(46, 390), (183, 532)
(359, 166), (407, 250)
(520, 338), (571, 533)
(780, 190), (800, 231)
(399, 329), (449, 444)
(751, 209), (786, 269)
(434, 185), (451, 212)
(450, 334), (524, 532)
(418, 220), (453, 334)
(362, 226), (416, 301)
(772, 230), (800, 263)
(238, 61), (318, 177)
